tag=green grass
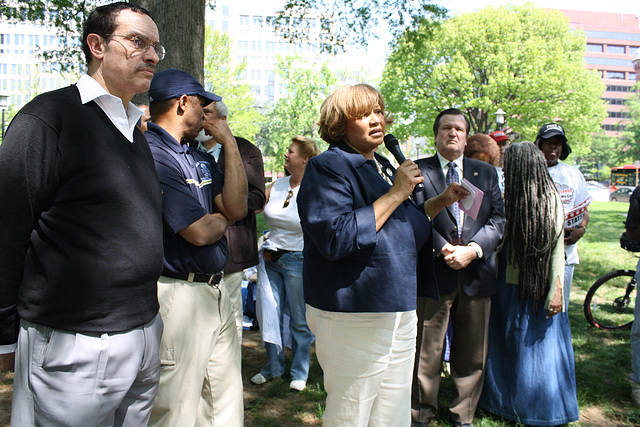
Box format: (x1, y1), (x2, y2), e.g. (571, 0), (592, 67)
(247, 201), (640, 426)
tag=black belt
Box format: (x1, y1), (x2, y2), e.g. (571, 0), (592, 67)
(162, 271), (222, 285)
(263, 249), (291, 263)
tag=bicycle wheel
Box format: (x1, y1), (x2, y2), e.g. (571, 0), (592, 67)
(584, 269), (636, 331)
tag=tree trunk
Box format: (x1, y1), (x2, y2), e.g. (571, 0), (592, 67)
(129, 0), (205, 104)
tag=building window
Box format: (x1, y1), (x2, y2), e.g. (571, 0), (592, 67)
(306, 18), (316, 31)
(607, 71), (625, 80)
(239, 15), (249, 29)
(609, 111), (629, 119)
(603, 124), (625, 131)
(13, 34), (25, 45)
(607, 45), (626, 54)
(586, 43), (603, 52)
(630, 73), (637, 81)
(252, 41), (262, 51)
(0, 34), (8, 44)
(266, 16), (276, 27)
(604, 98), (627, 105)
(253, 16), (263, 27)
(222, 21), (228, 31)
(28, 35), (39, 46)
(222, 6), (229, 17)
(237, 40), (248, 51)
(606, 85), (632, 92)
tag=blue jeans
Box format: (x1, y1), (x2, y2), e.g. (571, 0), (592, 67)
(259, 251), (313, 381)
(632, 261), (640, 384)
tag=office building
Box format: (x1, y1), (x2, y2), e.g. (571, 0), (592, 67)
(560, 10), (640, 136)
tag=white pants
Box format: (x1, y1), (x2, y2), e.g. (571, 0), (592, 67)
(12, 314), (162, 427)
(306, 305), (417, 427)
(149, 276), (243, 427)
(222, 270), (244, 345)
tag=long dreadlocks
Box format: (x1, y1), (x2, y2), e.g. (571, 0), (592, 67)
(503, 142), (562, 309)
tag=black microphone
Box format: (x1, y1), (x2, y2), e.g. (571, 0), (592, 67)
(384, 134), (425, 195)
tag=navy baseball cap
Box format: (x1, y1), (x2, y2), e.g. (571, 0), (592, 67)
(148, 68), (222, 105)
(536, 123), (571, 160)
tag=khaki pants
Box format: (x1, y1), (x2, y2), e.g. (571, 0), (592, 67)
(307, 305), (417, 427)
(149, 276), (243, 427)
(221, 270), (244, 344)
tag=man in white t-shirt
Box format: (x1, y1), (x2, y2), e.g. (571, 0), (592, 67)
(536, 123), (591, 310)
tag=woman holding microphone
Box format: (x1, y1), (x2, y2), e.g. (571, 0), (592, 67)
(298, 83), (467, 426)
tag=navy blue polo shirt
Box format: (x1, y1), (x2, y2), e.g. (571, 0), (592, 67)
(146, 122), (227, 274)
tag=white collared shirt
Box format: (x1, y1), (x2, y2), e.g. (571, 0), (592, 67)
(434, 152), (484, 258)
(197, 140), (221, 162)
(76, 74), (143, 143)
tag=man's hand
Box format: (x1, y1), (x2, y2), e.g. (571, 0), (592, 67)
(564, 226), (585, 246)
(0, 352), (15, 372)
(203, 116), (235, 147)
(443, 245), (477, 270)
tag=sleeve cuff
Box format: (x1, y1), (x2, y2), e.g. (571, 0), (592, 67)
(469, 242), (483, 259)
(0, 343), (16, 354)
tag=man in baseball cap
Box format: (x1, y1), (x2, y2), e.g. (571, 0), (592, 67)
(149, 67), (221, 104)
(535, 122), (590, 313)
(145, 67), (247, 426)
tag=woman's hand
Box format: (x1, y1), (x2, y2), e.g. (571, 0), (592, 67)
(546, 277), (563, 318)
(389, 160), (424, 200)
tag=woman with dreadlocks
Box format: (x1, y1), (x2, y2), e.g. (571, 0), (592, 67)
(478, 142), (579, 426)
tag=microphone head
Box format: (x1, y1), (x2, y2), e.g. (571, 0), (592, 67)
(383, 133), (399, 149)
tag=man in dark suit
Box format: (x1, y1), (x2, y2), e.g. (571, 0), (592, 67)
(412, 108), (505, 427)
(197, 100), (266, 345)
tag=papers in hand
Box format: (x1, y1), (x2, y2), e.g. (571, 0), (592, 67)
(459, 178), (484, 220)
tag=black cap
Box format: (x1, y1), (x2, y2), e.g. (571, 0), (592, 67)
(149, 68), (222, 105)
(536, 123), (571, 160)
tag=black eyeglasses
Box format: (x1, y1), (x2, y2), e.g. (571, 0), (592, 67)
(105, 34), (166, 61)
(283, 189), (294, 208)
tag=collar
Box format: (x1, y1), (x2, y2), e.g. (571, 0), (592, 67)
(76, 74), (143, 138)
(197, 140), (221, 156)
(332, 141), (369, 168)
(146, 122), (187, 154)
(436, 151), (464, 171)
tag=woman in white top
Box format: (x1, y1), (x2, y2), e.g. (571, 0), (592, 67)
(251, 136), (320, 391)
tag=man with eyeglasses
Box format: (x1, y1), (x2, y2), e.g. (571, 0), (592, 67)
(145, 68), (247, 426)
(0, 3), (166, 425)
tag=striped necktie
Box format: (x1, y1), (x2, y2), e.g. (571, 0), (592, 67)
(446, 162), (462, 243)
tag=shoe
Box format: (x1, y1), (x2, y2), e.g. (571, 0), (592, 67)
(632, 380), (640, 408)
(289, 380), (306, 391)
(250, 373), (268, 385)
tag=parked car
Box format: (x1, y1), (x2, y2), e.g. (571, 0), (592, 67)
(609, 187), (634, 202)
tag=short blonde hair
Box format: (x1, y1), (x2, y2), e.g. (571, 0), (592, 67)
(318, 84), (393, 144)
(291, 135), (321, 159)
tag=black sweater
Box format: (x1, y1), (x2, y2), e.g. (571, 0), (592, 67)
(0, 85), (163, 345)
